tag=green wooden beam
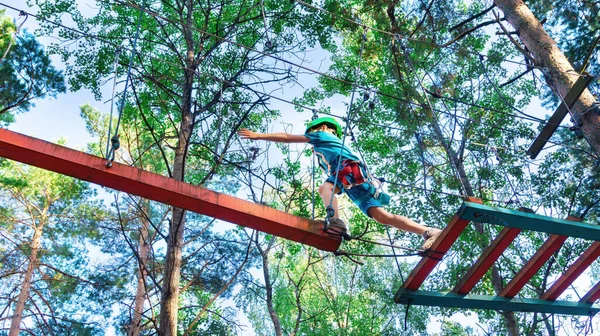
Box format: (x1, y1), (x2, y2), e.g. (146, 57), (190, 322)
(458, 202), (600, 241)
(395, 289), (600, 316)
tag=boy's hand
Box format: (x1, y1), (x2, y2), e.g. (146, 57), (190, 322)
(238, 128), (261, 140)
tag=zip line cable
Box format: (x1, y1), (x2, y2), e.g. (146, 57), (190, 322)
(1, 0), (581, 138)
(325, 26), (368, 229)
(4, 0), (595, 168)
(106, 47), (122, 158)
(95, 0), (573, 129)
(291, 0), (562, 73)
(1, 3), (595, 184)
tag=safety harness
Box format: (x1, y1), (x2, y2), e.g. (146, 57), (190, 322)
(333, 160), (390, 206)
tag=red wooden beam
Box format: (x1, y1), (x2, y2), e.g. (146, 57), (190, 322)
(500, 234), (567, 298)
(401, 216), (468, 291)
(401, 198), (483, 291)
(541, 242), (600, 301)
(581, 281), (600, 304)
(0, 128), (341, 252)
(453, 227), (521, 295)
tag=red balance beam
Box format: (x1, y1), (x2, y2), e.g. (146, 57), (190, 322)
(581, 281), (600, 304)
(541, 241), (600, 301)
(453, 226), (521, 295)
(500, 234), (568, 298)
(402, 215), (470, 291)
(401, 197), (483, 291)
(0, 128), (341, 252)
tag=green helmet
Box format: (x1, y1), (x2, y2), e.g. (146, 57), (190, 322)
(305, 117), (343, 139)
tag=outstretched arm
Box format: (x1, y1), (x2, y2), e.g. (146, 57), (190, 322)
(238, 129), (309, 143)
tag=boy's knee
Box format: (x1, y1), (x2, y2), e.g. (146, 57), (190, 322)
(318, 182), (339, 194)
(318, 183), (331, 194)
(369, 207), (391, 223)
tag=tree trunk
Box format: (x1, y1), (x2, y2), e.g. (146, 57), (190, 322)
(130, 202), (151, 336)
(495, 0), (600, 157)
(158, 98), (193, 336)
(260, 239), (282, 336)
(158, 1), (197, 333)
(9, 226), (43, 336)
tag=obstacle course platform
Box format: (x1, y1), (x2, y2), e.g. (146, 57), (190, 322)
(396, 200), (600, 316)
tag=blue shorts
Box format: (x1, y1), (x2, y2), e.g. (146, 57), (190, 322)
(326, 175), (382, 217)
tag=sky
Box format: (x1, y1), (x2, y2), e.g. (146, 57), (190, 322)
(2, 0), (597, 335)
(3, 0), (102, 151)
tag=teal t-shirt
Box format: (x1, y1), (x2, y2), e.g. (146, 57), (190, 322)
(304, 131), (360, 175)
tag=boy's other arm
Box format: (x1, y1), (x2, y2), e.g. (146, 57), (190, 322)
(238, 129), (309, 143)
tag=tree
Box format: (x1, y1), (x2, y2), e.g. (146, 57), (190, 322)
(0, 12), (65, 122)
(493, 0), (600, 157)
(33, 0), (312, 332)
(526, 0), (600, 99)
(0, 156), (111, 335)
(291, 0), (554, 334)
(0, 9), (15, 58)
(80, 103), (257, 335)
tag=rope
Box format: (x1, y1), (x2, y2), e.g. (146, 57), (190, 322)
(311, 110), (318, 220)
(97, 0), (567, 131)
(105, 47), (122, 160)
(3, 0), (591, 151)
(477, 55), (548, 124)
(386, 226), (405, 282)
(5, 2), (588, 205)
(2, 0), (586, 136)
(105, 4), (144, 167)
(324, 25), (368, 226)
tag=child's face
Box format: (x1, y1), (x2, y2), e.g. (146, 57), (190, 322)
(318, 124), (334, 133)
(308, 123), (335, 135)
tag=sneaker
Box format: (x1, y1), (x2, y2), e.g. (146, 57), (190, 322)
(328, 218), (347, 232)
(421, 228), (442, 250)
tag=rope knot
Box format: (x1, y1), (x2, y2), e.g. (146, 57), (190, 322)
(110, 135), (120, 150)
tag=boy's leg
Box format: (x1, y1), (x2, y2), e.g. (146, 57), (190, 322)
(368, 207), (442, 250)
(367, 207), (428, 235)
(317, 181), (341, 218)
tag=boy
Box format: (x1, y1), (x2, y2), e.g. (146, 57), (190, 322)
(238, 117), (442, 250)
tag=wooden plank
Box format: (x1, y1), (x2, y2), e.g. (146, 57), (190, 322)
(400, 214), (470, 291)
(541, 242), (600, 301)
(395, 289), (600, 316)
(500, 234), (567, 298)
(527, 74), (594, 159)
(460, 202), (600, 241)
(400, 199), (484, 291)
(581, 281), (600, 304)
(0, 128), (342, 252)
(501, 216), (578, 298)
(400, 198), (483, 292)
(453, 227), (521, 295)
